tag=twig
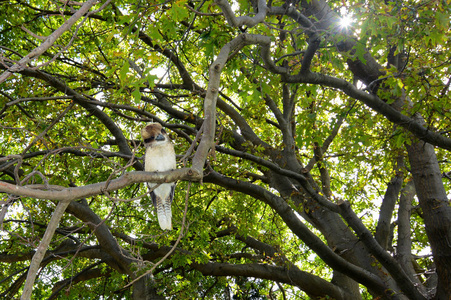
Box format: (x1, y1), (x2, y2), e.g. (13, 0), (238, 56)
(21, 25), (47, 40)
(185, 4), (222, 16)
(21, 100), (75, 156)
(181, 123), (204, 166)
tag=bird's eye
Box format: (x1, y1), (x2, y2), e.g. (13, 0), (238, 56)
(144, 136), (154, 143)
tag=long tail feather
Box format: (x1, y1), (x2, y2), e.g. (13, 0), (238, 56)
(156, 197), (172, 230)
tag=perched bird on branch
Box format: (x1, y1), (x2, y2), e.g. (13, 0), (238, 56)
(141, 123), (176, 230)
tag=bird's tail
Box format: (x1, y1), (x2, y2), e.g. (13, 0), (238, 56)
(156, 199), (172, 230)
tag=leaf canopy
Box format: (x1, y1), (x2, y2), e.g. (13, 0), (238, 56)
(1, 0), (451, 299)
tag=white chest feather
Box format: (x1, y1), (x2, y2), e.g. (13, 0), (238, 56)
(144, 142), (176, 172)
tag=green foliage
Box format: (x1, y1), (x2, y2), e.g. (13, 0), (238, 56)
(1, 0), (450, 299)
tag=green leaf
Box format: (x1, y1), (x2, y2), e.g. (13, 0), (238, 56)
(119, 60), (130, 83)
(132, 87), (141, 103)
(146, 74), (158, 89)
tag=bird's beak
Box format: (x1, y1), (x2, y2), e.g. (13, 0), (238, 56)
(155, 133), (165, 141)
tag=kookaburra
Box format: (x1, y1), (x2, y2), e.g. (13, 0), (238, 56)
(141, 123), (176, 230)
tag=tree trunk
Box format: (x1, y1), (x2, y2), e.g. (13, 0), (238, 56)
(132, 275), (165, 300)
(406, 130), (451, 299)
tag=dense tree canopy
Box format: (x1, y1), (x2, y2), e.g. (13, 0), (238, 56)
(1, 0), (450, 299)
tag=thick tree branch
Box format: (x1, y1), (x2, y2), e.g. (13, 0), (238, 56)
(0, 169), (198, 201)
(192, 261), (351, 300)
(65, 200), (133, 274)
(338, 200), (426, 300)
(192, 33), (284, 173)
(283, 71), (451, 151)
(215, 0), (267, 28)
(204, 168), (393, 297)
(405, 135), (451, 298)
(375, 156), (404, 250)
(397, 181), (426, 294)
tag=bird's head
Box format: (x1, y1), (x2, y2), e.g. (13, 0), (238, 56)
(141, 123), (170, 147)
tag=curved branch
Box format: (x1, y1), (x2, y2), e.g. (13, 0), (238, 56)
(338, 200), (426, 300)
(48, 262), (110, 300)
(0, 64), (143, 170)
(215, 0), (267, 28)
(192, 33), (288, 174)
(192, 261), (351, 300)
(0, 168), (199, 201)
(192, 35), (245, 173)
(203, 168), (392, 297)
(215, 145), (338, 212)
(283, 71), (451, 151)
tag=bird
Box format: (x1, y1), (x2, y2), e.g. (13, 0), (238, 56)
(141, 123), (176, 230)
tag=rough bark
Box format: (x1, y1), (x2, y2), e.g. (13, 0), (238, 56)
(375, 157), (404, 250)
(406, 134), (451, 299)
(281, 1), (451, 298)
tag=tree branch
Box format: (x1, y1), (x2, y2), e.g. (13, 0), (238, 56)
(116, 226), (353, 299)
(375, 156), (404, 249)
(0, 0), (100, 84)
(21, 199), (72, 299)
(217, 97), (269, 149)
(48, 262), (110, 300)
(204, 168), (392, 296)
(283, 71), (451, 151)
(397, 181), (427, 295)
(215, 0), (267, 28)
(192, 35), (248, 173)
(337, 200), (426, 300)
(0, 64), (144, 170)
(215, 145), (338, 212)
(0, 168), (198, 201)
(191, 261), (351, 300)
